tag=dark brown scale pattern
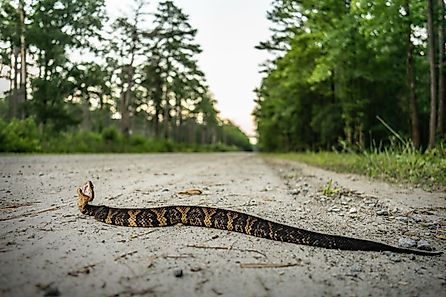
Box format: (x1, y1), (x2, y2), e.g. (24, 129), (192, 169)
(80, 203), (443, 256)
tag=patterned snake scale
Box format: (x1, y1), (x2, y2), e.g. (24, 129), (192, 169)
(77, 181), (442, 256)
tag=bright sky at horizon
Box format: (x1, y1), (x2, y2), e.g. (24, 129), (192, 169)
(174, 0), (272, 139)
(107, 0), (273, 139)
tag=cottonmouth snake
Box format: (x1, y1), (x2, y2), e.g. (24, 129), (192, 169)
(77, 181), (442, 256)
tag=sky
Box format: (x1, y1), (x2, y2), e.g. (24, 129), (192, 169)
(107, 0), (273, 139)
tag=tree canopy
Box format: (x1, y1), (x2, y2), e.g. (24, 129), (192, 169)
(0, 0), (251, 151)
(255, 0), (445, 151)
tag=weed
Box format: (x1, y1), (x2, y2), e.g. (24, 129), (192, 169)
(271, 146), (446, 191)
(322, 179), (342, 197)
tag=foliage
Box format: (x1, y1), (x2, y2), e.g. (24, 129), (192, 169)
(27, 0), (107, 129)
(255, 0), (445, 152)
(101, 126), (123, 143)
(221, 121), (252, 151)
(0, 118), (41, 152)
(0, 0), (251, 150)
(0, 118), (244, 153)
(321, 179), (342, 197)
(272, 143), (446, 190)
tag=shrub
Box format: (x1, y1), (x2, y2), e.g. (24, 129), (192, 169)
(102, 127), (122, 143)
(0, 118), (41, 152)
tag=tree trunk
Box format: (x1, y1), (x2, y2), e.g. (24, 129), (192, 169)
(10, 45), (19, 119)
(175, 97), (183, 142)
(405, 0), (421, 148)
(120, 65), (134, 137)
(427, 0), (438, 148)
(120, 90), (130, 136)
(330, 69), (336, 103)
(154, 107), (160, 138)
(437, 0), (445, 136)
(82, 95), (91, 130)
(163, 96), (170, 140)
(163, 60), (171, 140)
(18, 0), (27, 118)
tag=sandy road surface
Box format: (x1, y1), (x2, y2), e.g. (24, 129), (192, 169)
(0, 153), (445, 297)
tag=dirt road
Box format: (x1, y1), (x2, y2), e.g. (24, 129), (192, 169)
(0, 153), (445, 297)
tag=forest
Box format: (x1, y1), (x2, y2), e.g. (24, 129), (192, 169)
(255, 0), (445, 152)
(0, 0), (252, 152)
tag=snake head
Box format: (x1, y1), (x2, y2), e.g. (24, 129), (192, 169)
(77, 181), (95, 212)
(80, 180), (94, 200)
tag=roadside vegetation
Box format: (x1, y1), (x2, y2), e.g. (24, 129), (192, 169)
(271, 143), (446, 191)
(0, 0), (252, 153)
(255, 1), (445, 152)
(0, 118), (249, 153)
(256, 1), (445, 191)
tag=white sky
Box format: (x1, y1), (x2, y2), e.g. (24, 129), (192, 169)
(107, 0), (272, 138)
(172, 0), (272, 138)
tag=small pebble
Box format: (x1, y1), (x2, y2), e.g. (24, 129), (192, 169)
(43, 287), (60, 297)
(416, 240), (433, 251)
(396, 216), (409, 223)
(290, 189), (300, 195)
(376, 209), (389, 216)
(174, 269), (183, 278)
(349, 207), (357, 214)
(412, 215), (422, 223)
(398, 237), (417, 248)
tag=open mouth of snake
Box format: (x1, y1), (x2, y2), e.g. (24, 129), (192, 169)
(81, 182), (93, 198)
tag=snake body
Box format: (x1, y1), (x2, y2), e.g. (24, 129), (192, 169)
(77, 181), (442, 256)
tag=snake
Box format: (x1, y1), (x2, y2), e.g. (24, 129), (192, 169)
(77, 181), (442, 256)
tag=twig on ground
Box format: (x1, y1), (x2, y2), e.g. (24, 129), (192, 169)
(239, 261), (303, 269)
(186, 244), (267, 257)
(0, 202), (35, 211)
(0, 206), (60, 222)
(68, 262), (100, 276)
(162, 254), (194, 259)
(129, 230), (157, 239)
(114, 250), (138, 261)
(211, 288), (223, 295)
(178, 188), (203, 195)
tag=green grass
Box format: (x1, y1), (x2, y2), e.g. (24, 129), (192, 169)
(270, 146), (446, 191)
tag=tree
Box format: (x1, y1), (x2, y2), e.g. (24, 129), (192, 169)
(17, 0), (26, 114)
(105, 0), (147, 136)
(427, 0), (437, 148)
(70, 62), (111, 130)
(0, 0), (251, 151)
(404, 0), (421, 148)
(0, 0), (26, 119)
(255, 0), (438, 151)
(27, 0), (106, 130)
(437, 0), (445, 136)
(139, 54), (163, 137)
(151, 0), (205, 140)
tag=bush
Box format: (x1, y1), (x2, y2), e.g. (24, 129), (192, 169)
(0, 118), (247, 153)
(42, 130), (104, 153)
(0, 118), (41, 152)
(102, 127), (122, 143)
